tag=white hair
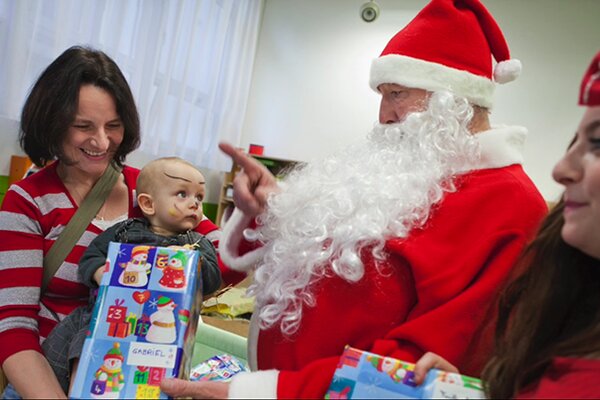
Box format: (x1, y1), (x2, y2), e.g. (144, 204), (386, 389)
(246, 91), (480, 335)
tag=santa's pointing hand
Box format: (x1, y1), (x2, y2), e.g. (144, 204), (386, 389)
(219, 142), (280, 217)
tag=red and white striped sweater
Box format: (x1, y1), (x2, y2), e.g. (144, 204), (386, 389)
(0, 161), (237, 365)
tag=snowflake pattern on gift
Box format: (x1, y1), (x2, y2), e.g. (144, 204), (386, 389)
(81, 344), (103, 365)
(363, 374), (387, 396)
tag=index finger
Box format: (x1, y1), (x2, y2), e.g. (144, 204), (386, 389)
(413, 352), (459, 385)
(219, 142), (262, 172)
(160, 377), (229, 399)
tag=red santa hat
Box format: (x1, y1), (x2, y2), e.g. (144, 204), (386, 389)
(369, 0), (521, 108)
(579, 51), (600, 106)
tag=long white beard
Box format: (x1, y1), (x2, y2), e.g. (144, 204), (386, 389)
(247, 91), (480, 335)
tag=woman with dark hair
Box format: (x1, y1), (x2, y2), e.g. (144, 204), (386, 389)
(0, 46), (226, 398)
(0, 45), (141, 399)
(413, 50), (600, 399)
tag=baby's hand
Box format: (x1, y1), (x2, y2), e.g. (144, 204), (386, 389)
(93, 266), (105, 285)
(413, 352), (459, 385)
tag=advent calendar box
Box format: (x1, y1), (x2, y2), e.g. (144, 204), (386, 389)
(70, 242), (203, 399)
(325, 346), (485, 399)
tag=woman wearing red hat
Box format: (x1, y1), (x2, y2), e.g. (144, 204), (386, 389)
(414, 50), (600, 399)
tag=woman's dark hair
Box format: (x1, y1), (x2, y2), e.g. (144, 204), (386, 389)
(19, 45), (140, 167)
(482, 199), (600, 398)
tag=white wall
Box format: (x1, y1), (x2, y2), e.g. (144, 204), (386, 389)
(241, 0), (600, 201)
(0, 116), (22, 174)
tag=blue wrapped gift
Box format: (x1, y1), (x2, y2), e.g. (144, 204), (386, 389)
(326, 346), (485, 399)
(70, 242), (203, 399)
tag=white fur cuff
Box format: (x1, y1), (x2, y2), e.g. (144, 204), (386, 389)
(229, 370), (279, 399)
(220, 208), (266, 271)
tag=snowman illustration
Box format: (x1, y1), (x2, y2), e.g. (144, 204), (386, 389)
(119, 245), (152, 287)
(91, 342), (125, 398)
(158, 252), (188, 290)
(145, 296), (177, 343)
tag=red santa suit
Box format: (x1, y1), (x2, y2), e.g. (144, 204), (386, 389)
(220, 126), (547, 398)
(218, 1), (548, 396)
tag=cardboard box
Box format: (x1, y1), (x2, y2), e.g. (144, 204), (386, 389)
(191, 275), (252, 369)
(70, 243), (203, 399)
(326, 346), (485, 399)
(192, 318), (248, 368)
(201, 273), (253, 338)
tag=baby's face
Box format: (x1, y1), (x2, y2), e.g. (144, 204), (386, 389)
(149, 162), (206, 235)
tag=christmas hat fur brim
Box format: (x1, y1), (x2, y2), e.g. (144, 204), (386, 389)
(369, 54), (497, 108)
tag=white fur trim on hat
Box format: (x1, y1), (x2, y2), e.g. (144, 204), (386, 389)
(220, 208), (266, 272)
(229, 370), (279, 399)
(494, 59), (522, 84)
(369, 54), (495, 108)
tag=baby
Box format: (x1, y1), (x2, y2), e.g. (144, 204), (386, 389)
(42, 157), (221, 394)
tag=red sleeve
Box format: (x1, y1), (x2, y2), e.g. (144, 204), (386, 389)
(0, 183), (46, 363)
(369, 169), (547, 376)
(122, 165), (141, 217)
(377, 231), (528, 373)
(277, 358), (339, 399)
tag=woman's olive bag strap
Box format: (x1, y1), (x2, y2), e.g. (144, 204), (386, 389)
(41, 162), (122, 295)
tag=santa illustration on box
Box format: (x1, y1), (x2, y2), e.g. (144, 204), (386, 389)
(146, 296), (177, 343)
(118, 245), (152, 287)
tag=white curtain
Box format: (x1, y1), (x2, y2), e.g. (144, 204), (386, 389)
(0, 0), (263, 171)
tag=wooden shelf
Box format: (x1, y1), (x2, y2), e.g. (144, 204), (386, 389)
(215, 154), (302, 227)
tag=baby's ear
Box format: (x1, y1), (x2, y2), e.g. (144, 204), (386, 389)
(137, 193), (155, 216)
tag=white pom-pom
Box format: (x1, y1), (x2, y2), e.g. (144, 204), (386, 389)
(494, 59), (522, 84)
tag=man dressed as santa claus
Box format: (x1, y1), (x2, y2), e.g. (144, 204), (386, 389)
(161, 0), (547, 398)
